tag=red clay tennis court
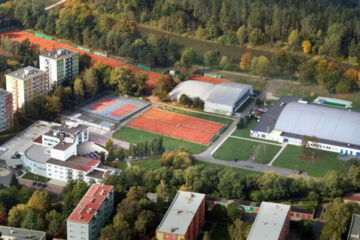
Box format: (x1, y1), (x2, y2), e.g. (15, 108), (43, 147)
(190, 74), (229, 84)
(87, 98), (116, 111)
(109, 104), (139, 118)
(0, 30), (163, 90)
(127, 108), (224, 145)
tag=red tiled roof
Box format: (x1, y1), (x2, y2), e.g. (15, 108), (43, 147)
(33, 135), (42, 144)
(344, 195), (360, 202)
(68, 184), (113, 224)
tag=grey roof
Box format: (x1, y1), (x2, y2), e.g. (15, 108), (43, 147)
(24, 144), (51, 164)
(274, 102), (360, 146)
(247, 202), (290, 240)
(47, 156), (99, 171)
(0, 88), (11, 97)
(40, 47), (77, 60)
(51, 123), (88, 135)
(168, 80), (253, 107)
(0, 225), (46, 240)
(348, 214), (360, 240)
(252, 96), (299, 133)
(205, 82), (253, 107)
(7, 66), (45, 81)
(157, 191), (205, 235)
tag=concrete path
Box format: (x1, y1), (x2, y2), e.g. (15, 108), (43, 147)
(45, 0), (67, 11)
(229, 136), (282, 147)
(267, 143), (288, 166)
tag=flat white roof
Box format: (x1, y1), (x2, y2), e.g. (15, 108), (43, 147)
(156, 191), (205, 235)
(247, 202), (290, 240)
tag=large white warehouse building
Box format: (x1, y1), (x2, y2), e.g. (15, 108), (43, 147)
(251, 96), (360, 156)
(168, 80), (253, 116)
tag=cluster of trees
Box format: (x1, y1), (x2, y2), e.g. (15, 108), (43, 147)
(179, 94), (204, 109)
(159, 151), (193, 169)
(0, 0), (180, 67)
(298, 58), (360, 93)
(91, 0), (360, 62)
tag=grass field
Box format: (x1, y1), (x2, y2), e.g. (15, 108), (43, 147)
(22, 172), (49, 183)
(213, 137), (280, 164)
(232, 119), (258, 138)
(194, 160), (262, 176)
(131, 159), (160, 170)
(273, 145), (347, 177)
(113, 127), (207, 154)
(164, 107), (234, 125)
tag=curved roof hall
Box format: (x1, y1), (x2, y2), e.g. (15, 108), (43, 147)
(274, 102), (360, 146)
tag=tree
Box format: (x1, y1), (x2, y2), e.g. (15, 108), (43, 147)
(288, 29), (300, 51)
(73, 77), (85, 103)
(203, 231), (211, 240)
(109, 67), (147, 96)
(249, 28), (264, 46)
(302, 41), (312, 54)
(179, 94), (192, 106)
(0, 211), (7, 225)
(219, 56), (231, 70)
(83, 68), (98, 97)
(134, 210), (156, 239)
(227, 203), (244, 222)
(21, 210), (38, 230)
(240, 52), (252, 71)
(228, 219), (248, 240)
(10, 173), (19, 188)
(255, 56), (270, 77)
(154, 75), (176, 101)
(204, 50), (220, 66)
(27, 191), (51, 214)
(236, 26), (247, 45)
(8, 204), (28, 227)
(179, 48), (196, 70)
(297, 60), (316, 84)
(192, 97), (204, 109)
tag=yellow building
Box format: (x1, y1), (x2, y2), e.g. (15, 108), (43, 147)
(6, 66), (48, 113)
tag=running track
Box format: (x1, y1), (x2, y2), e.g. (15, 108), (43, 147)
(1, 30), (163, 89)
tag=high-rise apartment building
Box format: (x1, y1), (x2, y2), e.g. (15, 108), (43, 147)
(6, 66), (48, 112)
(39, 48), (79, 90)
(0, 89), (13, 133)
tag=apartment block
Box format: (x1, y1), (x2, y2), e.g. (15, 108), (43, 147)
(39, 48), (79, 90)
(156, 191), (206, 240)
(67, 184), (114, 240)
(0, 89), (13, 133)
(6, 66), (48, 112)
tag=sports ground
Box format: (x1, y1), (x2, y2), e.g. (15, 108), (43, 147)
(127, 108), (225, 145)
(0, 30), (162, 89)
(81, 95), (148, 122)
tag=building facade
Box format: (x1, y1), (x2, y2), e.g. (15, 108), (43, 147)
(0, 89), (13, 133)
(247, 202), (290, 240)
(39, 48), (79, 90)
(156, 191), (206, 240)
(67, 184), (114, 240)
(0, 225), (46, 240)
(6, 66), (48, 112)
(20, 121), (117, 183)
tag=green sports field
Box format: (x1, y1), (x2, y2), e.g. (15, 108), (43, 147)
(113, 127), (207, 154)
(165, 108), (234, 125)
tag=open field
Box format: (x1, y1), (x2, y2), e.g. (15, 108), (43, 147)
(163, 107), (234, 125)
(273, 145), (347, 177)
(232, 119), (258, 138)
(127, 108), (224, 145)
(131, 159), (160, 170)
(1, 30), (164, 89)
(22, 172), (49, 183)
(213, 137), (280, 164)
(113, 127), (207, 154)
(194, 160), (262, 176)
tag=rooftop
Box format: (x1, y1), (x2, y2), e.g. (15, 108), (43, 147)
(47, 156), (99, 172)
(51, 121), (88, 135)
(348, 214), (360, 240)
(157, 191), (205, 235)
(7, 66), (45, 81)
(247, 202), (290, 240)
(0, 225), (46, 240)
(0, 88), (11, 97)
(68, 184), (113, 224)
(344, 194), (360, 202)
(25, 144), (51, 164)
(40, 47), (77, 60)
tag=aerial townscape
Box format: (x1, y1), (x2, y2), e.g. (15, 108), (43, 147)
(1, 0), (360, 240)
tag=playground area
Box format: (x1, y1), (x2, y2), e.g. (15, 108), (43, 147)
(0, 30), (163, 89)
(81, 95), (148, 122)
(127, 108), (225, 145)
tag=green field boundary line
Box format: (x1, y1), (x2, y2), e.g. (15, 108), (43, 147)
(229, 136), (282, 146)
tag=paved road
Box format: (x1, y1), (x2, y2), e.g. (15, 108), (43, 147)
(45, 0), (67, 10)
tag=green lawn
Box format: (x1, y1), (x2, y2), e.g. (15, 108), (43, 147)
(194, 160), (262, 176)
(22, 172), (49, 183)
(213, 137), (280, 164)
(232, 119), (258, 138)
(113, 127), (207, 154)
(165, 108), (234, 125)
(273, 145), (347, 177)
(131, 159), (160, 170)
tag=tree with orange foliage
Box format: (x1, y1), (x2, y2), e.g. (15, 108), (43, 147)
(302, 41), (312, 54)
(344, 68), (358, 82)
(0, 211), (6, 225)
(358, 72), (360, 87)
(240, 52), (252, 71)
